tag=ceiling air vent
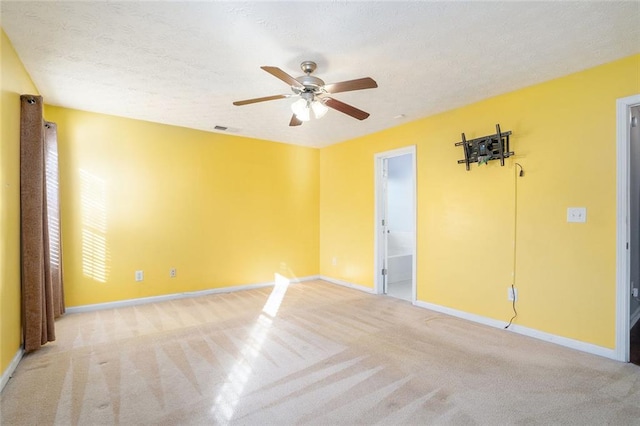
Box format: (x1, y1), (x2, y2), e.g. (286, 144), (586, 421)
(213, 125), (240, 133)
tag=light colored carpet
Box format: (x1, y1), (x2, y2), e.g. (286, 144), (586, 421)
(1, 280), (639, 425)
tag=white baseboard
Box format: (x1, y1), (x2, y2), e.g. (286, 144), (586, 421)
(413, 300), (617, 361)
(1, 348), (24, 393)
(66, 275), (321, 314)
(319, 275), (376, 294)
(631, 305), (640, 329)
(298, 275), (321, 282)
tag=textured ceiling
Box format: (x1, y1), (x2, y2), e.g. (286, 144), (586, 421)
(2, 1), (639, 148)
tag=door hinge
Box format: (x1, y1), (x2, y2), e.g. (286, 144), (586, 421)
(382, 268), (387, 276)
(382, 219), (385, 226)
(627, 242), (629, 249)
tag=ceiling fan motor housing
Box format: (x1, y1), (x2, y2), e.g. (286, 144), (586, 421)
(294, 61), (324, 94)
(294, 75), (325, 93)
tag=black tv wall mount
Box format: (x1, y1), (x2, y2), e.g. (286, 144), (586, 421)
(456, 124), (513, 171)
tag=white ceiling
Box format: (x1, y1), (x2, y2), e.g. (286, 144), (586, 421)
(2, 1), (639, 148)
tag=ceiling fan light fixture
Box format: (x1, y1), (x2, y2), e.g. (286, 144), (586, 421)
(291, 98), (311, 121)
(311, 99), (328, 119)
(291, 98), (328, 121)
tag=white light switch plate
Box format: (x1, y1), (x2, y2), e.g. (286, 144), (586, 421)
(567, 207), (587, 223)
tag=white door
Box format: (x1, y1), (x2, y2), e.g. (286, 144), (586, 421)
(375, 147), (416, 302)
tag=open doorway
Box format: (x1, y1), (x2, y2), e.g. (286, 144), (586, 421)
(616, 94), (640, 363)
(375, 146), (416, 302)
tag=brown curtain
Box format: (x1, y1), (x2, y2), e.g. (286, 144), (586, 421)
(20, 94), (65, 353)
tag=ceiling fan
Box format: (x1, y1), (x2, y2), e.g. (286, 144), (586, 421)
(233, 61), (377, 126)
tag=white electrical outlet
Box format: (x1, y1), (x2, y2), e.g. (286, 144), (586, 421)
(508, 287), (518, 301)
(135, 270), (144, 282)
(332, 257), (337, 266)
(567, 207), (587, 223)
(170, 268), (177, 278)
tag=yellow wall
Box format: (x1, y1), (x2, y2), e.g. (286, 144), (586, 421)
(320, 54), (640, 349)
(0, 30), (39, 378)
(44, 106), (319, 307)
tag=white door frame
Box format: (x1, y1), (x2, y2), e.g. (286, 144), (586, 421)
(616, 93), (640, 362)
(374, 146), (417, 301)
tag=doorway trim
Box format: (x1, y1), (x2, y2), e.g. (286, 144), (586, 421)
(374, 145), (417, 301)
(616, 93), (640, 362)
